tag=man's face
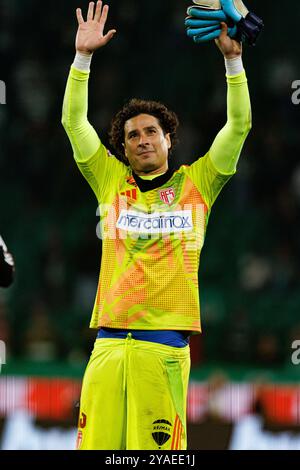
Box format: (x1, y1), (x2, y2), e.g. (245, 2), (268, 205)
(123, 114), (171, 175)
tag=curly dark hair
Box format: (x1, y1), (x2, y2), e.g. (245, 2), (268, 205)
(109, 98), (179, 165)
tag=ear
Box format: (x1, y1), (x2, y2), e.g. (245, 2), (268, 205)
(165, 133), (171, 150)
(122, 142), (127, 157)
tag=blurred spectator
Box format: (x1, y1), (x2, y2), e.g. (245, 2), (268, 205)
(254, 332), (283, 366)
(221, 308), (254, 363)
(72, 228), (99, 313)
(0, 234), (14, 288)
(0, 296), (11, 361)
(239, 253), (272, 292)
(40, 227), (69, 309)
(23, 299), (60, 362)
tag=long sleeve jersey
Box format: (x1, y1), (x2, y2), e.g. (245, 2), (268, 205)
(62, 66), (251, 332)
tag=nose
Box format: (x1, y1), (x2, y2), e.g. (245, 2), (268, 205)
(138, 133), (149, 146)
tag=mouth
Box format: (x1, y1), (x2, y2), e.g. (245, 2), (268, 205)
(138, 150), (155, 157)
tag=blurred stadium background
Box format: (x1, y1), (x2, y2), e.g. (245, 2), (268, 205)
(1, 0), (300, 450)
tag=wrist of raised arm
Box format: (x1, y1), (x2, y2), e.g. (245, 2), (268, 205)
(73, 52), (93, 72)
(225, 56), (244, 76)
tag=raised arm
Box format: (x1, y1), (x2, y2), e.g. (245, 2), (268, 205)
(209, 22), (252, 174)
(61, 1), (116, 162)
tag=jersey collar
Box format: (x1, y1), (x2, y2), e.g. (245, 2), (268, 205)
(131, 167), (176, 193)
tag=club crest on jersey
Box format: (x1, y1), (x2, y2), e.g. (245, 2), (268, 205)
(159, 187), (175, 205)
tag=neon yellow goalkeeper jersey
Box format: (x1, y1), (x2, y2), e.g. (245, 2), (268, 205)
(62, 65), (251, 333)
(76, 147), (232, 332)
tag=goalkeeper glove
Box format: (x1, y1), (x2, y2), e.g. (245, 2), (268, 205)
(220, 0), (264, 46)
(185, 7), (237, 43)
(185, 0), (263, 46)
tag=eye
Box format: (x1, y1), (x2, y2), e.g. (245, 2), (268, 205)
(128, 132), (137, 139)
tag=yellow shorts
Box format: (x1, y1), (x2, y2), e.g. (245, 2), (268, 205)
(76, 334), (190, 450)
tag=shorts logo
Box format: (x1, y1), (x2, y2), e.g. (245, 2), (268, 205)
(152, 419), (172, 448)
(79, 412), (87, 429)
(159, 187), (175, 205)
(116, 210), (193, 235)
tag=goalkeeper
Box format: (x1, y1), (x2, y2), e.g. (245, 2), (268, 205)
(62, 1), (251, 450)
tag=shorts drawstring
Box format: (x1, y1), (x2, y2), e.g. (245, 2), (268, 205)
(123, 333), (133, 392)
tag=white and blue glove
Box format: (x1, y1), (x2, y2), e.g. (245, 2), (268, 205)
(185, 6), (237, 43)
(185, 0), (264, 45)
